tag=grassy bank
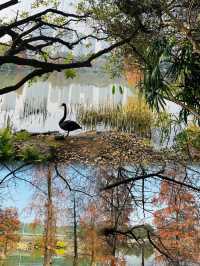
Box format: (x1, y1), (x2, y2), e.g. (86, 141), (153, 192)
(77, 96), (154, 137)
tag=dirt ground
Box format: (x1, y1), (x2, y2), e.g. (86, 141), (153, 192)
(15, 131), (164, 165)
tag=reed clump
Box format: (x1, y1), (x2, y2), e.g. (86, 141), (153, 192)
(77, 96), (154, 137)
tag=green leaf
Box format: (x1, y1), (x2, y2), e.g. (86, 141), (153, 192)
(64, 52), (74, 64)
(112, 85), (116, 95)
(64, 69), (76, 79)
(42, 52), (49, 62)
(119, 85), (124, 94)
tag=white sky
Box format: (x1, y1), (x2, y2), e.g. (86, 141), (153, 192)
(0, 0), (87, 43)
(1, 0), (77, 17)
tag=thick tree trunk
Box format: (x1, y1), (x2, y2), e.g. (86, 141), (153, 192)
(43, 166), (54, 266)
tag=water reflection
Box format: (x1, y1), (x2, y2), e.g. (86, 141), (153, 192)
(0, 254), (154, 266)
(1, 162), (200, 266)
(0, 254), (85, 266)
(0, 163), (155, 266)
(0, 71), (132, 133)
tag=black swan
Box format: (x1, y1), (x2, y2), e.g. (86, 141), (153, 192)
(59, 103), (82, 136)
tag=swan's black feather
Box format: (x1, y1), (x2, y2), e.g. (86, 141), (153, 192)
(59, 103), (82, 135)
(59, 120), (82, 131)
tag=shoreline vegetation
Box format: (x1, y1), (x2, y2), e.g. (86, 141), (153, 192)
(0, 128), (199, 165)
(0, 1), (200, 265)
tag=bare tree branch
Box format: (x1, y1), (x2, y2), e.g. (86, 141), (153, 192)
(0, 35), (134, 95)
(101, 167), (200, 193)
(0, 163), (29, 186)
(54, 164), (93, 198)
(0, 0), (18, 11)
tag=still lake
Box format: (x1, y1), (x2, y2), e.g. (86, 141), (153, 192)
(0, 254), (155, 266)
(0, 69), (182, 266)
(0, 70), (132, 133)
(0, 70), (154, 266)
(0, 69), (179, 133)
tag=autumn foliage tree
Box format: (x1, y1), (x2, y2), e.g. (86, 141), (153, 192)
(153, 181), (200, 264)
(79, 203), (110, 266)
(99, 168), (132, 257)
(0, 208), (20, 257)
(30, 165), (57, 266)
(85, 0), (200, 120)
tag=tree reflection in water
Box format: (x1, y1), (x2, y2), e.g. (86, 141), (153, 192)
(0, 161), (199, 266)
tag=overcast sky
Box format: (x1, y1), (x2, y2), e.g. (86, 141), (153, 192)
(0, 0), (88, 42)
(1, 0), (77, 17)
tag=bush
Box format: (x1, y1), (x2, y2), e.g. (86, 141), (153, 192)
(0, 128), (52, 163)
(175, 124), (200, 150)
(0, 128), (14, 160)
(14, 130), (31, 141)
(19, 145), (48, 162)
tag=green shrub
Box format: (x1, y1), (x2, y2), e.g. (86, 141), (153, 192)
(19, 145), (47, 162)
(175, 124), (200, 150)
(14, 130), (31, 141)
(0, 128), (14, 160)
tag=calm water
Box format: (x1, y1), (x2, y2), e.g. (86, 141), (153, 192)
(0, 254), (155, 266)
(0, 163), (157, 266)
(0, 70), (189, 266)
(0, 255), (84, 266)
(0, 70), (132, 133)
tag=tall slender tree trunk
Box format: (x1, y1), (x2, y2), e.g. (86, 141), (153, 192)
(43, 166), (54, 266)
(90, 245), (95, 266)
(111, 235), (117, 266)
(111, 257), (116, 266)
(141, 244), (144, 266)
(3, 239), (8, 257)
(73, 195), (78, 266)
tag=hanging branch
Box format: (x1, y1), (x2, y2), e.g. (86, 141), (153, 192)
(0, 0), (18, 11)
(0, 163), (29, 186)
(101, 167), (200, 193)
(0, 0), (137, 95)
(54, 164), (93, 198)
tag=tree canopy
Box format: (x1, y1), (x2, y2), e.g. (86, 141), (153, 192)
(1, 0), (200, 121)
(0, 208), (20, 256)
(84, 0), (200, 120)
(0, 0), (132, 95)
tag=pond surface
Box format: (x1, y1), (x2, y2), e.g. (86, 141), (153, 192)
(0, 70), (132, 133)
(0, 254), (155, 266)
(0, 69), (194, 266)
(0, 70), (179, 134)
(0, 164), (157, 266)
(0, 255), (77, 266)
(1, 155), (199, 266)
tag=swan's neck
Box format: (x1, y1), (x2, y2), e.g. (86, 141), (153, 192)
(59, 105), (67, 124)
